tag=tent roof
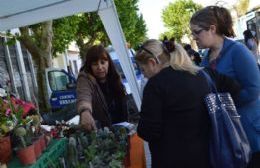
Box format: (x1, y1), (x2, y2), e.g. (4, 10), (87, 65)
(0, 0), (110, 31)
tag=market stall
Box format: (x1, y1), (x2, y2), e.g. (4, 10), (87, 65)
(1, 118), (145, 167)
(0, 0), (145, 167)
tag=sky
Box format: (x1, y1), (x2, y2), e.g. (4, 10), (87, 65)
(138, 0), (259, 39)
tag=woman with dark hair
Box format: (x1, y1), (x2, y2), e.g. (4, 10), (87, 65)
(190, 6), (260, 167)
(76, 45), (128, 131)
(243, 29), (259, 61)
(183, 44), (202, 65)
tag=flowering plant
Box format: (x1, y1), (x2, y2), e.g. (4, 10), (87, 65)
(0, 94), (23, 137)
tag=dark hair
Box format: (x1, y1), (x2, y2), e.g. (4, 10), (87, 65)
(190, 6), (235, 37)
(243, 29), (254, 44)
(82, 45), (125, 98)
(163, 37), (175, 53)
(184, 44), (192, 51)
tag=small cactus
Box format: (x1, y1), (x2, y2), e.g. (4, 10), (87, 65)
(14, 127), (26, 137)
(14, 127), (27, 148)
(31, 115), (41, 128)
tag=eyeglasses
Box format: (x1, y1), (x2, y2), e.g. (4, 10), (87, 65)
(138, 45), (161, 64)
(191, 29), (204, 36)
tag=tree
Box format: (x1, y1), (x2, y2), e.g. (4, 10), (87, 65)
(161, 0), (202, 42)
(18, 21), (54, 112)
(17, 16), (81, 112)
(115, 0), (147, 48)
(75, 0), (147, 58)
(233, 0), (250, 17)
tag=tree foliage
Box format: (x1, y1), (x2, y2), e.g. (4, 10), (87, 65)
(115, 0), (147, 48)
(161, 0), (202, 41)
(233, 0), (250, 17)
(73, 0), (147, 57)
(52, 16), (81, 56)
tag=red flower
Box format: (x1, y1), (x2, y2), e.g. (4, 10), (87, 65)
(5, 109), (11, 116)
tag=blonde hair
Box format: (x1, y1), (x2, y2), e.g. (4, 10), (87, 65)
(169, 43), (201, 75)
(135, 39), (170, 65)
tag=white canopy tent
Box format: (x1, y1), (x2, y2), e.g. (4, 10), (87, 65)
(0, 0), (141, 110)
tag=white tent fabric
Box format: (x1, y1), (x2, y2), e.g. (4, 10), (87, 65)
(0, 0), (141, 109)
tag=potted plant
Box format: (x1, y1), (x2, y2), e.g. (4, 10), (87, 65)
(29, 115), (46, 157)
(67, 127), (128, 168)
(14, 126), (36, 165)
(0, 96), (16, 164)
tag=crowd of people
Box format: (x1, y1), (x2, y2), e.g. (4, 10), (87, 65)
(75, 5), (260, 168)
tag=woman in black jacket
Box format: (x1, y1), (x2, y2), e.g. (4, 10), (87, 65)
(135, 39), (240, 168)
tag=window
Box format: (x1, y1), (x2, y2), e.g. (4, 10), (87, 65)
(113, 58), (141, 79)
(73, 60), (78, 76)
(48, 71), (70, 91)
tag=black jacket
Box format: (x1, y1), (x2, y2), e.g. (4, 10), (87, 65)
(137, 67), (240, 168)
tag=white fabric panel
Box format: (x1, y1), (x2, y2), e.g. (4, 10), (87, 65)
(98, 1), (141, 110)
(0, 0), (64, 17)
(0, 0), (109, 31)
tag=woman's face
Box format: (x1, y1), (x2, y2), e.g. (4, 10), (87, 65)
(190, 24), (215, 49)
(91, 53), (109, 82)
(139, 58), (160, 79)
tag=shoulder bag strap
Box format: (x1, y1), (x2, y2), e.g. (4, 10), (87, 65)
(201, 70), (218, 93)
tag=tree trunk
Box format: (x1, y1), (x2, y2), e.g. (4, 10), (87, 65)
(19, 21), (53, 113)
(34, 55), (50, 112)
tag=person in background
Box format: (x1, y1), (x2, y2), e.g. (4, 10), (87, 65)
(243, 29), (259, 62)
(184, 44), (202, 65)
(76, 45), (128, 131)
(135, 39), (240, 168)
(190, 6), (260, 167)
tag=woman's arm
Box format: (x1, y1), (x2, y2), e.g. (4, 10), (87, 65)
(205, 68), (241, 104)
(137, 79), (163, 142)
(76, 72), (93, 113)
(233, 45), (260, 106)
(76, 72), (96, 131)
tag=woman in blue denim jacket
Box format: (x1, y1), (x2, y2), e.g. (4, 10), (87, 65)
(190, 6), (260, 167)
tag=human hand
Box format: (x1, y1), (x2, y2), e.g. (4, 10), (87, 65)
(80, 110), (97, 131)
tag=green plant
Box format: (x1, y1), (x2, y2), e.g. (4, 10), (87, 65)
(0, 94), (24, 137)
(67, 127), (128, 168)
(13, 125), (33, 149)
(14, 127), (27, 148)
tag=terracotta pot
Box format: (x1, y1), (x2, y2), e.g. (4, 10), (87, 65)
(39, 135), (46, 151)
(17, 144), (36, 165)
(0, 136), (12, 164)
(33, 138), (42, 158)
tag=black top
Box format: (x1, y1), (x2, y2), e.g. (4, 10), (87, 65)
(137, 67), (240, 168)
(97, 81), (128, 124)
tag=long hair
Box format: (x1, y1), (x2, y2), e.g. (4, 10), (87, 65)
(168, 43), (202, 75)
(82, 45), (125, 98)
(135, 39), (170, 65)
(136, 39), (201, 75)
(190, 6), (235, 38)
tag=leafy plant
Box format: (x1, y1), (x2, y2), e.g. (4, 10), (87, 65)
(67, 127), (128, 168)
(0, 94), (24, 137)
